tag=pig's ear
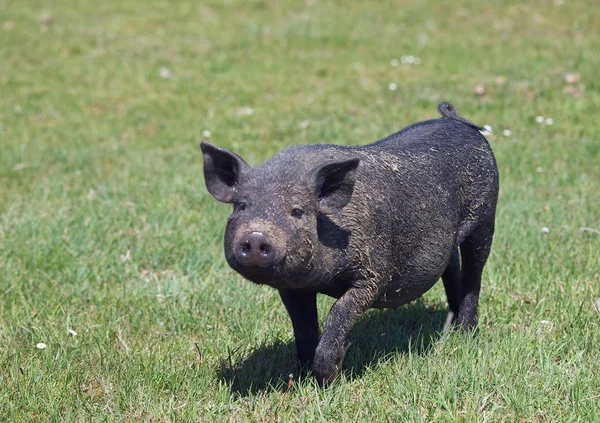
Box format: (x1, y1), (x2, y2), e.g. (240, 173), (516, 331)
(314, 157), (360, 212)
(201, 142), (249, 203)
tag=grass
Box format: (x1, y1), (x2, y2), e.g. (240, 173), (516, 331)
(1, 0), (599, 421)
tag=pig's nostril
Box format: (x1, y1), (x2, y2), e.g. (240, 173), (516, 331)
(240, 241), (252, 255)
(259, 243), (271, 256)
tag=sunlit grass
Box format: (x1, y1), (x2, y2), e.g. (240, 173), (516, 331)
(1, 0), (599, 421)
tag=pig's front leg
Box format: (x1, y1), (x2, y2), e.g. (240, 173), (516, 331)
(312, 285), (379, 385)
(279, 290), (320, 371)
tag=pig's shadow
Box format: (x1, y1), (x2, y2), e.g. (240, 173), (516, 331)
(217, 300), (446, 395)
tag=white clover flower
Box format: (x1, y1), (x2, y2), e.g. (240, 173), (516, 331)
(120, 250), (131, 263)
(541, 227), (550, 233)
(36, 343), (47, 349)
(390, 58), (399, 67)
(535, 116), (544, 123)
(202, 130), (211, 138)
(536, 167), (543, 173)
(236, 107), (254, 116)
(502, 129), (512, 136)
(159, 67), (172, 79)
(545, 118), (554, 125)
(400, 55), (421, 65)
(388, 83), (398, 91)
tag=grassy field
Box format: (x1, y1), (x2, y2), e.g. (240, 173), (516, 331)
(1, 0), (599, 421)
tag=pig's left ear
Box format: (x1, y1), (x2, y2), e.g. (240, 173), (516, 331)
(313, 157), (360, 212)
(201, 142), (249, 203)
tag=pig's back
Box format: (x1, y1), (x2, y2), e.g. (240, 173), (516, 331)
(367, 117), (488, 152)
(360, 117), (497, 221)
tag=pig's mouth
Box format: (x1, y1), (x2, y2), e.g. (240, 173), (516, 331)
(234, 265), (277, 285)
(227, 248), (315, 288)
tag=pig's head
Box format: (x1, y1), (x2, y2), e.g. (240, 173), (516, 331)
(201, 142), (359, 288)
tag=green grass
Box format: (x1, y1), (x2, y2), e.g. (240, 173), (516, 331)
(1, 0), (599, 421)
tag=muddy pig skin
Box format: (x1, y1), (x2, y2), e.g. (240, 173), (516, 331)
(201, 102), (499, 384)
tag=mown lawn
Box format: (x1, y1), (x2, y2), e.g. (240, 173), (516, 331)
(1, 0), (599, 421)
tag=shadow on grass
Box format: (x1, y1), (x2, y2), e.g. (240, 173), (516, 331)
(218, 299), (447, 396)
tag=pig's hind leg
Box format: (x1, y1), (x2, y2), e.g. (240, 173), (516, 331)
(441, 248), (461, 333)
(454, 222), (495, 330)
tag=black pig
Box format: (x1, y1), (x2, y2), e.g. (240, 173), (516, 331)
(201, 102), (499, 384)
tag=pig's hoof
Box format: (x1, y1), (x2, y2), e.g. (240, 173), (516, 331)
(312, 362), (339, 386)
(311, 353), (341, 386)
(312, 341), (351, 385)
(455, 311), (478, 332)
(457, 318), (478, 332)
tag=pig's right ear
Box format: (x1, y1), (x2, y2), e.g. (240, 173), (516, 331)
(201, 142), (249, 203)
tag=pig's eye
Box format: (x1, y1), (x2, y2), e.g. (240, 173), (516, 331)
(236, 202), (247, 211)
(291, 208), (304, 218)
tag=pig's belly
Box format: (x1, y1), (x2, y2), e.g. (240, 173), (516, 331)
(372, 268), (445, 309)
(318, 246), (454, 308)
(319, 270), (445, 309)
(371, 237), (456, 308)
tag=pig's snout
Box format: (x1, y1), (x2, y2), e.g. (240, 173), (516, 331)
(235, 232), (276, 267)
